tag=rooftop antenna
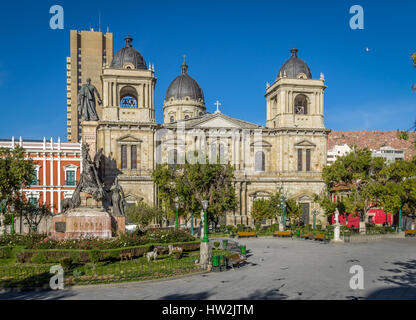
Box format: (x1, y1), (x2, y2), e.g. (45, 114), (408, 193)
(107, 26), (109, 33)
(98, 11), (101, 32)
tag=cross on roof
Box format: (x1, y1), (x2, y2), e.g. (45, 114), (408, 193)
(214, 100), (221, 113)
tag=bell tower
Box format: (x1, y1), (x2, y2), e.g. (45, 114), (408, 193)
(101, 36), (157, 123)
(265, 48), (326, 129)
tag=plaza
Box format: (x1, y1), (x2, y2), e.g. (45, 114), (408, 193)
(2, 237), (416, 300)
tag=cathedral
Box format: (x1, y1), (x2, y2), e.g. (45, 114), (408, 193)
(89, 35), (329, 227)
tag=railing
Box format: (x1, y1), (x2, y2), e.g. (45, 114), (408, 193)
(0, 256), (203, 289)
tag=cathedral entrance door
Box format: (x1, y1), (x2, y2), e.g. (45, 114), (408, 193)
(301, 203), (310, 225)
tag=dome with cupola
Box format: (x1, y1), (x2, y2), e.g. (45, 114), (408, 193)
(110, 35), (147, 70)
(278, 48), (312, 79)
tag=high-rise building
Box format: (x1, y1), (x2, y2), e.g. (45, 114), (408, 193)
(66, 29), (113, 142)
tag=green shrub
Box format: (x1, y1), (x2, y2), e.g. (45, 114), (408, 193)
(31, 253), (48, 264)
(213, 242), (220, 248)
(88, 250), (100, 265)
(0, 246), (13, 259)
(59, 257), (74, 270)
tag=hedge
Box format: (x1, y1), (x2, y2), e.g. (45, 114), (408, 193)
(0, 246), (13, 259)
(16, 240), (201, 264)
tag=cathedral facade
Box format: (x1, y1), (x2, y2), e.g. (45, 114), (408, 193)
(94, 36), (330, 227)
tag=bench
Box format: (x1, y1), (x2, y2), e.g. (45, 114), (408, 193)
(237, 232), (257, 238)
(226, 252), (247, 270)
(405, 230), (416, 237)
(300, 233), (313, 240)
(273, 231), (292, 238)
(314, 233), (328, 243)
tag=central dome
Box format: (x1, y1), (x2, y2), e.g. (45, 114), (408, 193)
(110, 35), (147, 70)
(165, 61), (204, 102)
(278, 48), (312, 79)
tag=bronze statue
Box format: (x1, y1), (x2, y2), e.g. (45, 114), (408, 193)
(78, 78), (102, 121)
(110, 177), (126, 216)
(62, 144), (105, 212)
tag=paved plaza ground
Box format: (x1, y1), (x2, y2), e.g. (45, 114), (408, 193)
(1, 237), (416, 300)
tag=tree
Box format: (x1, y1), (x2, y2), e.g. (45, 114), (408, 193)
(125, 202), (164, 230)
(251, 192), (302, 225)
(152, 158), (237, 226)
(0, 146), (36, 231)
(14, 197), (51, 233)
(316, 147), (386, 220)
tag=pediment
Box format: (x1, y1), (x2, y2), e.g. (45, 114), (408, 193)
(196, 117), (241, 129)
(116, 134), (142, 143)
(294, 140), (316, 148)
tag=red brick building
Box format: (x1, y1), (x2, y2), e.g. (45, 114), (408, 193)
(0, 137), (81, 214)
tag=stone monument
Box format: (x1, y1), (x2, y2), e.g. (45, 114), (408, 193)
(332, 208), (343, 243)
(52, 79), (126, 239)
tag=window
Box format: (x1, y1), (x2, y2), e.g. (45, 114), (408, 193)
(219, 143), (226, 163)
(121, 145), (127, 169)
(210, 143), (217, 163)
(184, 115), (190, 120)
(28, 197), (38, 207)
(294, 94), (308, 115)
(255, 151), (265, 172)
(65, 170), (76, 186)
(131, 145), (137, 169)
(297, 149), (303, 171)
(306, 149), (311, 172)
(170, 116), (174, 123)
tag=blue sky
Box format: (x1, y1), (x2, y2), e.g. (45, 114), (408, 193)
(0, 0), (415, 140)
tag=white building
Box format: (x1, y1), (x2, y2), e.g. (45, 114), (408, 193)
(327, 144), (351, 165)
(372, 145), (405, 163)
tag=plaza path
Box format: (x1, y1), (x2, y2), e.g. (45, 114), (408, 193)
(1, 238), (416, 300)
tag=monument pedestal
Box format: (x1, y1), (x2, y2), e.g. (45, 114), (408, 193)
(52, 208), (112, 239)
(332, 223), (344, 243)
(81, 120), (98, 159)
(199, 242), (212, 270)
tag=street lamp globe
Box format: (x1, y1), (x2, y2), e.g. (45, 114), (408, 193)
(175, 202), (179, 210)
(202, 200), (209, 211)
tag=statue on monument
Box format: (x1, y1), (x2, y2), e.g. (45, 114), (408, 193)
(110, 177), (126, 216)
(78, 78), (102, 121)
(61, 144), (105, 212)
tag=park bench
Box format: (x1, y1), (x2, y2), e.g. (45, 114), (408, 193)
(313, 233), (328, 243)
(405, 230), (416, 237)
(300, 233), (313, 240)
(226, 252), (247, 270)
(237, 232), (257, 238)
(273, 230), (292, 238)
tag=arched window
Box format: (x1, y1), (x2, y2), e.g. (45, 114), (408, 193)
(184, 115), (190, 120)
(219, 143), (225, 163)
(120, 86), (138, 108)
(255, 151), (265, 172)
(170, 116), (175, 123)
(294, 94), (308, 115)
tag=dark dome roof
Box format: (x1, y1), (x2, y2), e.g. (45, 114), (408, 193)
(110, 36), (147, 70)
(278, 48), (312, 79)
(165, 61), (204, 102)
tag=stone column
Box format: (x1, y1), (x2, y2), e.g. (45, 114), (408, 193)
(82, 121), (99, 159)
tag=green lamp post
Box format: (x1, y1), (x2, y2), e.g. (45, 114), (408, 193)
(190, 209), (194, 236)
(398, 205), (403, 232)
(280, 195), (287, 231)
(175, 201), (179, 229)
(202, 200), (209, 243)
(312, 209), (318, 229)
(9, 203), (15, 234)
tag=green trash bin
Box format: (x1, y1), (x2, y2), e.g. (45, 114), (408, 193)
(219, 255), (226, 271)
(240, 245), (246, 255)
(212, 255), (220, 271)
(296, 229), (300, 237)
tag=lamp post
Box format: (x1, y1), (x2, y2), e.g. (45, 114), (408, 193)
(398, 205), (403, 232)
(190, 209), (194, 236)
(280, 195), (287, 231)
(202, 200), (209, 243)
(312, 209), (318, 229)
(10, 203), (15, 234)
(175, 202), (179, 229)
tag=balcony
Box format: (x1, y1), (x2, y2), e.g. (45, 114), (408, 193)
(65, 180), (77, 186)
